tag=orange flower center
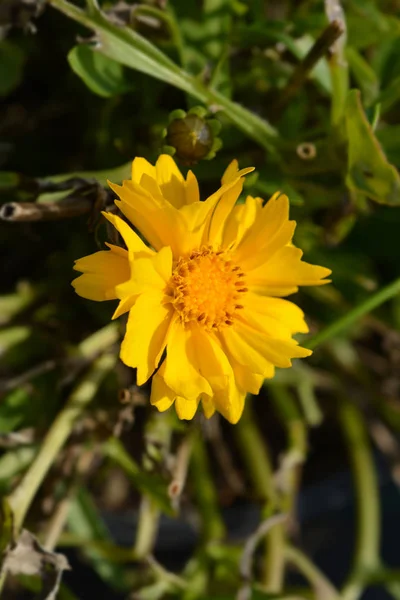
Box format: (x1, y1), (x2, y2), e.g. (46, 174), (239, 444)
(169, 247), (247, 329)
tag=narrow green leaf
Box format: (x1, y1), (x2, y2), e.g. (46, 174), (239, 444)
(345, 89), (400, 205)
(68, 44), (130, 98)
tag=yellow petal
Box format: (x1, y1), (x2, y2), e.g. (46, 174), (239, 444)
(175, 396), (200, 420)
(222, 196), (263, 249)
(247, 246), (332, 295)
(212, 383), (246, 424)
(201, 395), (216, 419)
(163, 322), (212, 400)
(234, 194), (296, 268)
(155, 154), (185, 208)
(72, 249), (130, 301)
(120, 292), (174, 385)
(243, 293), (309, 335)
(185, 170), (200, 204)
(222, 320), (311, 373)
(230, 358), (267, 393)
(109, 180), (187, 256)
(150, 361), (176, 412)
(189, 327), (233, 391)
(221, 159), (254, 184)
(101, 211), (153, 258)
(208, 179), (244, 247)
(131, 157), (156, 185)
(115, 246), (172, 302)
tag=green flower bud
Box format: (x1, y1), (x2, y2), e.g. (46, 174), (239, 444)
(163, 106), (222, 165)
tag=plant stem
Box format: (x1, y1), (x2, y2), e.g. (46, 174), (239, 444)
(285, 545), (340, 600)
(234, 401), (285, 592)
(190, 431), (225, 544)
(270, 20), (344, 121)
(339, 401), (381, 600)
(269, 384), (307, 515)
(306, 276), (400, 351)
(134, 498), (160, 559)
(8, 352), (116, 532)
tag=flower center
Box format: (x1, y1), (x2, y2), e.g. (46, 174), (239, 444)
(169, 247), (247, 329)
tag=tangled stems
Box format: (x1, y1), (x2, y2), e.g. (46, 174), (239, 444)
(7, 324), (118, 533)
(234, 402), (285, 591)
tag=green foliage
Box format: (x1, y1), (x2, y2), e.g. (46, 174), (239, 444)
(345, 89), (400, 205)
(68, 44), (130, 98)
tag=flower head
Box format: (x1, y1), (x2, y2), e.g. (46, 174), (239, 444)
(72, 155), (331, 424)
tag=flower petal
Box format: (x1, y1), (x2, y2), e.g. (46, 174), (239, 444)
(155, 154), (186, 208)
(212, 384), (246, 424)
(201, 395), (216, 419)
(109, 180), (187, 256)
(221, 159), (254, 184)
(120, 292), (175, 385)
(72, 249), (130, 301)
(185, 170), (200, 204)
(131, 157), (156, 185)
(230, 358), (267, 393)
(163, 322), (212, 400)
(115, 246), (172, 302)
(150, 361), (176, 412)
(221, 320), (311, 373)
(175, 396), (200, 420)
(222, 196), (263, 249)
(234, 194), (296, 269)
(247, 246), (332, 295)
(101, 211), (153, 257)
(243, 293), (309, 335)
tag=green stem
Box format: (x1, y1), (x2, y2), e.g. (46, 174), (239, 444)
(8, 351), (116, 532)
(190, 431), (225, 544)
(269, 384), (307, 515)
(285, 545), (340, 600)
(234, 401), (285, 591)
(306, 276), (400, 351)
(339, 401), (381, 600)
(134, 498), (160, 559)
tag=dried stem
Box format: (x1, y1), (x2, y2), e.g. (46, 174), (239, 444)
(270, 20), (344, 121)
(0, 196), (93, 222)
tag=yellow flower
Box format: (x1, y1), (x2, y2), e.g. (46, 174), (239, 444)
(72, 155), (331, 424)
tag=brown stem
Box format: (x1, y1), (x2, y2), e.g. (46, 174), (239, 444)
(0, 196), (93, 222)
(270, 20), (344, 121)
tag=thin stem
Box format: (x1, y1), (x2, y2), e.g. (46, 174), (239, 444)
(339, 401), (381, 600)
(269, 384), (307, 516)
(134, 498), (160, 559)
(285, 545), (340, 600)
(270, 20), (344, 121)
(306, 276), (400, 351)
(8, 352), (116, 532)
(190, 431), (225, 544)
(234, 401), (285, 592)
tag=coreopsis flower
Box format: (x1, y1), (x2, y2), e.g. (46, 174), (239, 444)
(72, 155), (330, 423)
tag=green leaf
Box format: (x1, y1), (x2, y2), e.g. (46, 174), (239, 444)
(68, 44), (130, 97)
(0, 41), (25, 97)
(345, 89), (400, 205)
